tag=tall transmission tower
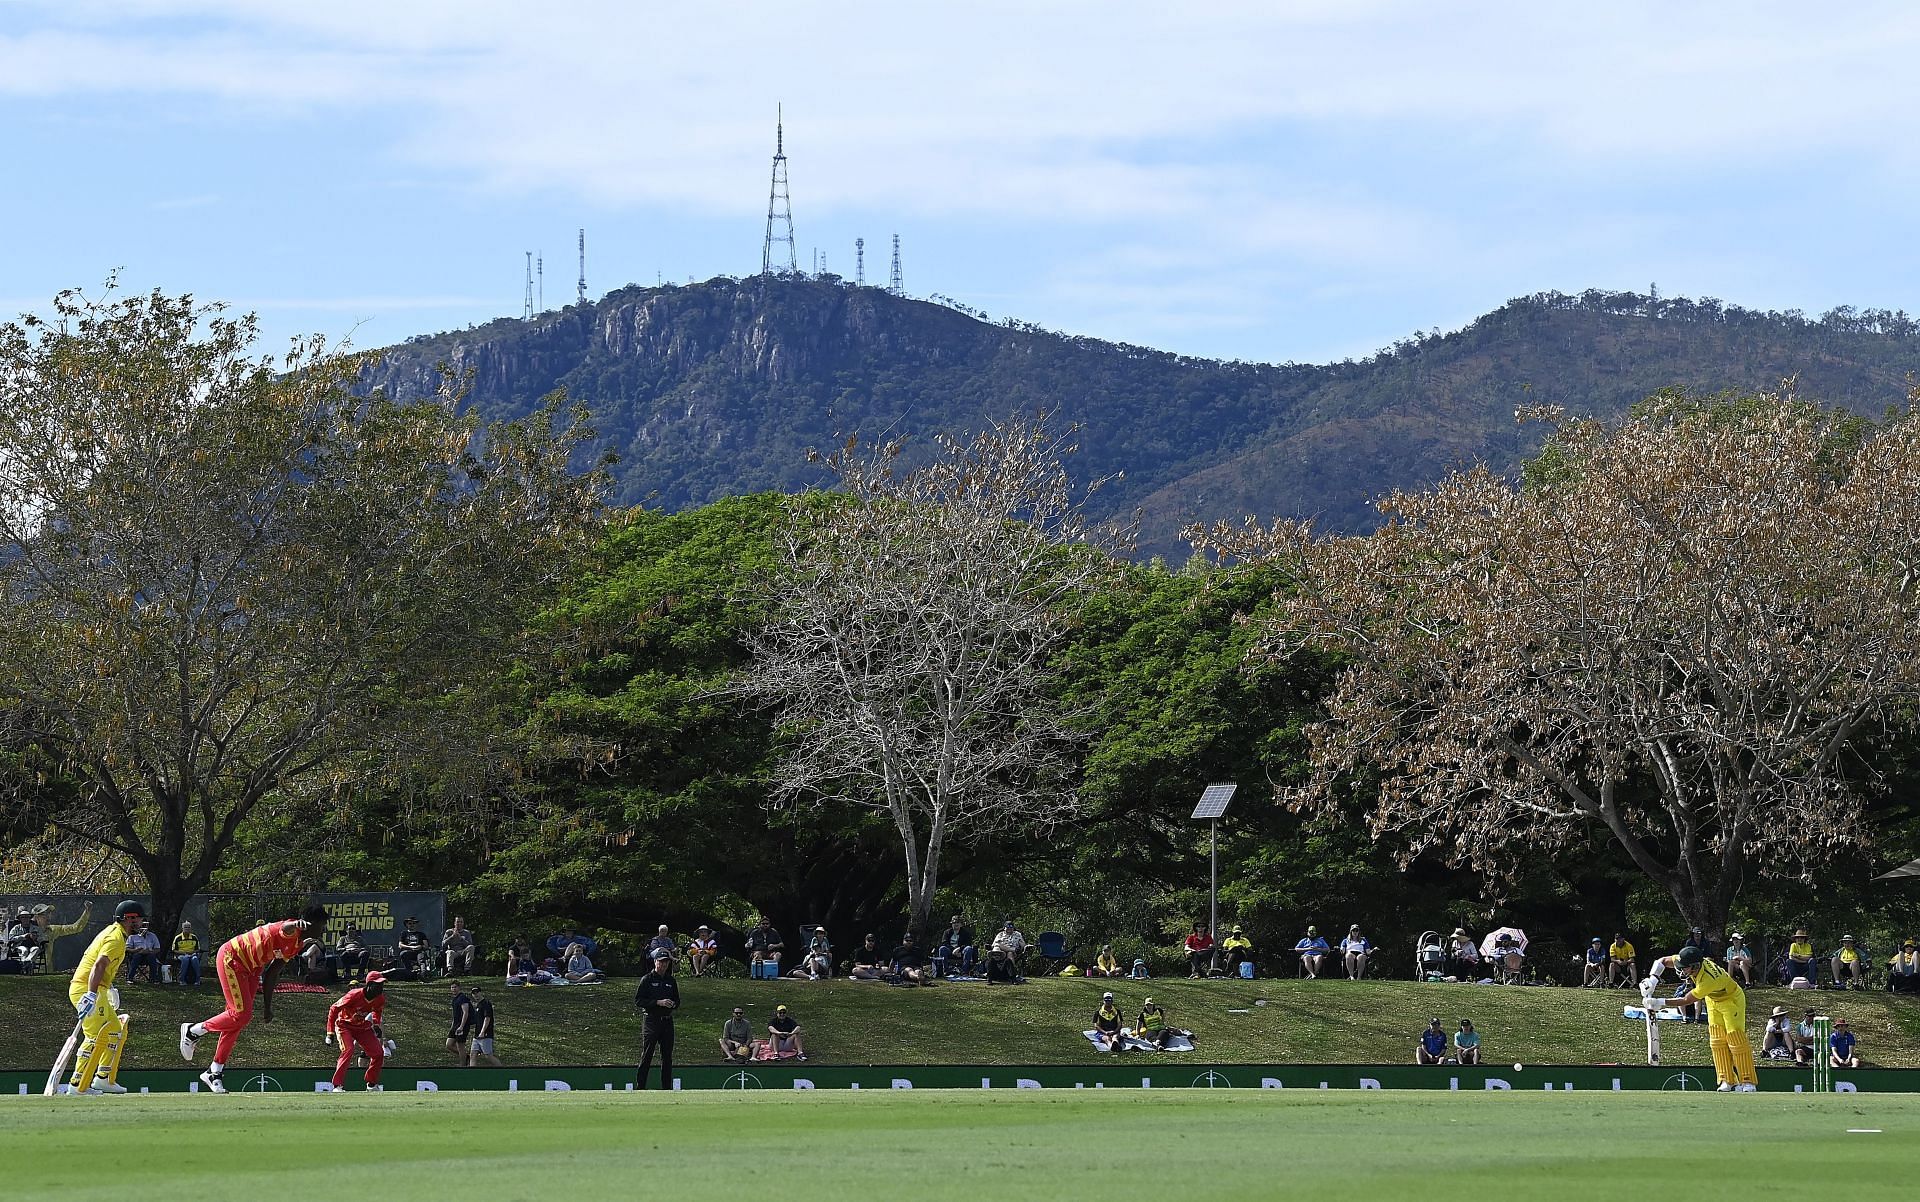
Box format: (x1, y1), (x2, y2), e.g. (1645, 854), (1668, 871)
(855, 237), (865, 286)
(537, 254), (544, 313)
(577, 229), (587, 303)
(889, 234), (902, 293)
(523, 252), (534, 319)
(761, 105), (797, 275)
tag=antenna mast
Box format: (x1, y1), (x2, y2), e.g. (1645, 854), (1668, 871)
(578, 229), (587, 303)
(523, 252), (534, 319)
(889, 234), (902, 293)
(761, 105), (797, 275)
(537, 254), (544, 313)
(855, 238), (865, 286)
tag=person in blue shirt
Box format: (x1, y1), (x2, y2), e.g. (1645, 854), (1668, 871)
(1416, 1018), (1447, 1065)
(1582, 937), (1608, 987)
(1294, 926), (1331, 979)
(1453, 1018), (1481, 1065)
(1829, 1018), (1861, 1068)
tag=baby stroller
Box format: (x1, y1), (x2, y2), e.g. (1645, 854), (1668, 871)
(1414, 931), (1447, 981)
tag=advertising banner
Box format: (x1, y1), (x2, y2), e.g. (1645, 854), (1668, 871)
(311, 892), (447, 958)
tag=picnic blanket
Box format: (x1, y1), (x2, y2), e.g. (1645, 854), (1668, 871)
(1623, 1004), (1687, 1022)
(751, 1041), (801, 1062)
(1081, 1029), (1196, 1053)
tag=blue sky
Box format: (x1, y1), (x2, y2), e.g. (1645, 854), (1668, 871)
(6, 2), (1920, 366)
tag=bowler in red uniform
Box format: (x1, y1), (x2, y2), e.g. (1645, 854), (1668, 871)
(179, 904), (329, 1093)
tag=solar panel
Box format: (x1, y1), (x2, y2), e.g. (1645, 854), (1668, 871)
(1190, 782), (1237, 820)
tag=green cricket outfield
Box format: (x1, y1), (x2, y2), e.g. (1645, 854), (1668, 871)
(10, 1091), (1915, 1202)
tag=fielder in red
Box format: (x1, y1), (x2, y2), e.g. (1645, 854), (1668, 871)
(179, 904), (328, 1093)
(324, 971), (390, 1091)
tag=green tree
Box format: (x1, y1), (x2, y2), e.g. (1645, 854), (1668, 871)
(0, 286), (604, 938)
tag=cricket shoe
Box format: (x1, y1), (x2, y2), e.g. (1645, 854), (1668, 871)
(198, 1069), (228, 1094)
(1735, 1083), (1758, 1093)
(63, 1084), (104, 1096)
(90, 1079), (128, 1094)
(1715, 1083), (1734, 1092)
(365, 1084), (384, 1091)
(178, 1023), (199, 1061)
(315, 1083), (336, 1093)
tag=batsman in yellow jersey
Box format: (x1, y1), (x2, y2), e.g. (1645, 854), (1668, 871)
(1646, 944), (1756, 1092)
(64, 900), (147, 1095)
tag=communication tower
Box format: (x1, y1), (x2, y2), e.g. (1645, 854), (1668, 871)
(761, 105), (797, 275)
(889, 234), (902, 293)
(578, 229), (587, 303)
(523, 252), (534, 319)
(856, 237), (865, 286)
(537, 254), (544, 313)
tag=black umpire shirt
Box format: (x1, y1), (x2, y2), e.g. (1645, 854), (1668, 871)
(634, 969), (681, 1028)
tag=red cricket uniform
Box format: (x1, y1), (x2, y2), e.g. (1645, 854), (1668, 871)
(201, 921), (305, 1064)
(326, 985), (388, 1088)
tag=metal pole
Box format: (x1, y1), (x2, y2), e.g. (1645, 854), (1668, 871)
(1209, 818), (1219, 972)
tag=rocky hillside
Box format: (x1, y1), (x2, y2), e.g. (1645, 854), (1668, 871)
(364, 278), (1920, 558)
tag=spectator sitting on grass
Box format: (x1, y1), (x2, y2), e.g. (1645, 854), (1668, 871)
(1416, 1018), (1447, 1065)
(442, 917), (477, 978)
(1762, 1006), (1793, 1060)
(847, 934), (887, 980)
(1792, 1009), (1819, 1065)
(1829, 1017), (1861, 1069)
(891, 932), (929, 984)
(1090, 944), (1123, 978)
(1340, 926), (1372, 980)
(1889, 939), (1920, 994)
(687, 926), (718, 978)
(1608, 933), (1637, 987)
(1490, 932), (1525, 984)
(720, 1006), (753, 1063)
(547, 927), (598, 960)
(563, 942), (605, 983)
(1294, 926), (1330, 978)
(1454, 1019), (1480, 1065)
(1723, 933), (1754, 986)
(1184, 923), (1215, 978)
(1831, 935), (1867, 990)
(1135, 997), (1172, 1049)
(506, 937), (535, 980)
(1582, 937), (1608, 987)
(1092, 991), (1125, 1053)
(767, 1004), (807, 1060)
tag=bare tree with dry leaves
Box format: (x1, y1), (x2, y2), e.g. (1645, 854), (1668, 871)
(1191, 391), (1920, 936)
(0, 287), (605, 938)
(733, 416), (1127, 935)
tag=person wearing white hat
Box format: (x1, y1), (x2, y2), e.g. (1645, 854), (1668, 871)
(687, 925), (718, 978)
(1830, 934), (1866, 990)
(1723, 933), (1754, 986)
(1092, 991), (1125, 1052)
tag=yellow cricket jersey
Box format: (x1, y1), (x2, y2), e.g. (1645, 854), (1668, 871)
(1687, 957), (1740, 1006)
(1789, 939), (1813, 960)
(1609, 940), (1635, 962)
(69, 924), (128, 998)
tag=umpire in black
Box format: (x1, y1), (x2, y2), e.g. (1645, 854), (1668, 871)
(635, 946), (681, 1088)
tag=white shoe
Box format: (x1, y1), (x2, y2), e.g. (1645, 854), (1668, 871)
(315, 1083), (336, 1092)
(1736, 1083), (1758, 1093)
(91, 1080), (128, 1094)
(199, 1070), (228, 1094)
(67, 1085), (103, 1096)
(179, 1023), (199, 1061)
(366, 1084), (383, 1092)
(1715, 1083), (1734, 1092)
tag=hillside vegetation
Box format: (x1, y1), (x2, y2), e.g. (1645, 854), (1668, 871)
(365, 280), (1920, 556)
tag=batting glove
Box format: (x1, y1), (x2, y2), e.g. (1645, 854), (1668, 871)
(77, 991), (97, 1020)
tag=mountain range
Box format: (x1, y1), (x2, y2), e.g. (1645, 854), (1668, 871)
(362, 277), (1920, 559)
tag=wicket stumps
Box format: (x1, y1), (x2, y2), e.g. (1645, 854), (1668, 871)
(1810, 1015), (1831, 1092)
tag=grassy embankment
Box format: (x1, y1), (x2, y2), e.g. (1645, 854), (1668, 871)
(4, 971), (1916, 1070)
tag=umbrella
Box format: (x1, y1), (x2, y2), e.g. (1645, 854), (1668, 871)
(1479, 926), (1528, 957)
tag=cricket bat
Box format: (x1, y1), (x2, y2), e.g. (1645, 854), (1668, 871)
(1640, 983), (1661, 1065)
(44, 1017), (84, 1096)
